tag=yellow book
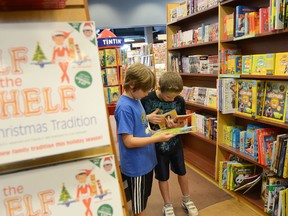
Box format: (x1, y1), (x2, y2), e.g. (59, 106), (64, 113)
(262, 81), (288, 123)
(236, 79), (265, 119)
(274, 52), (288, 75)
(242, 55), (253, 74)
(251, 53), (275, 75)
(104, 48), (117, 67)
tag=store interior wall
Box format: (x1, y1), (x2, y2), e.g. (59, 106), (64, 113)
(87, 0), (179, 29)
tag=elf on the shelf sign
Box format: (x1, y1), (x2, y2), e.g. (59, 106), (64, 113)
(0, 22), (111, 165)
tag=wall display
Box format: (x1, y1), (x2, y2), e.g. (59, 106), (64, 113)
(0, 154), (123, 216)
(0, 22), (111, 165)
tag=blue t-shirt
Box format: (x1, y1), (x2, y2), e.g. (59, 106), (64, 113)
(114, 95), (157, 177)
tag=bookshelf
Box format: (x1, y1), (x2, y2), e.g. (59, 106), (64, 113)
(166, 3), (219, 179)
(167, 0), (288, 215)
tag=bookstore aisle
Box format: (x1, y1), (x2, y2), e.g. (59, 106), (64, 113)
(109, 117), (260, 216)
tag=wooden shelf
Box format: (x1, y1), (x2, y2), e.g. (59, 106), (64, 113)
(188, 132), (216, 146)
(168, 41), (218, 51)
(240, 75), (288, 80)
(179, 73), (218, 78)
(185, 101), (217, 112)
(167, 5), (218, 26)
(183, 144), (215, 179)
(218, 143), (269, 169)
(233, 113), (288, 130)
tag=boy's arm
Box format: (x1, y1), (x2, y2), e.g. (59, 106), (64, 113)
(122, 133), (175, 148)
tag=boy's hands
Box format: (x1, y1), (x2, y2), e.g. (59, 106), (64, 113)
(157, 132), (176, 142)
(147, 108), (164, 124)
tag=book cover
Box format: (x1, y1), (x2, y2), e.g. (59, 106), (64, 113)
(236, 79), (265, 119)
(223, 13), (234, 39)
(219, 161), (228, 189)
(259, 7), (269, 33)
(267, 177), (288, 214)
(206, 88), (217, 108)
(274, 52), (288, 75)
(152, 126), (194, 137)
(229, 163), (256, 190)
(104, 49), (117, 67)
(221, 78), (236, 114)
(99, 49), (105, 67)
(262, 81), (288, 123)
(227, 55), (242, 74)
(235, 5), (258, 37)
(158, 109), (194, 129)
(0, 155), (124, 215)
(251, 53), (275, 75)
(105, 67), (119, 85)
(0, 21), (112, 164)
(107, 86), (121, 104)
(233, 173), (262, 194)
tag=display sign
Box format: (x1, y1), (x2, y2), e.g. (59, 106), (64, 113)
(0, 22), (111, 164)
(0, 155), (123, 216)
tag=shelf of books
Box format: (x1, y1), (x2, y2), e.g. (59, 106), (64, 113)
(168, 0), (288, 215)
(167, 0), (219, 179)
(217, 0), (288, 215)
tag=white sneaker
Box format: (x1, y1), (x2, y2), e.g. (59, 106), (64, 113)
(163, 204), (175, 216)
(181, 200), (198, 216)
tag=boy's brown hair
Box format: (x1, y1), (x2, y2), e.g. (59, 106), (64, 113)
(158, 72), (183, 93)
(123, 63), (156, 92)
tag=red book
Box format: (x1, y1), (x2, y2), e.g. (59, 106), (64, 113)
(259, 7), (269, 33)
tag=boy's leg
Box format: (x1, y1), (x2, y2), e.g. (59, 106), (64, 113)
(171, 148), (198, 216)
(155, 153), (175, 215)
(124, 170), (153, 215)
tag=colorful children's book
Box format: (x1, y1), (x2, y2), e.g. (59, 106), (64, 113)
(251, 53), (275, 75)
(236, 79), (265, 119)
(241, 55), (253, 74)
(158, 109), (195, 129)
(0, 155), (124, 215)
(274, 52), (288, 75)
(235, 5), (258, 37)
(229, 163), (256, 190)
(221, 78), (236, 114)
(262, 81), (288, 123)
(105, 67), (119, 85)
(104, 48), (117, 67)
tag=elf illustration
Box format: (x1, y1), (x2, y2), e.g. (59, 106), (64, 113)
(51, 31), (71, 83)
(75, 169), (94, 216)
(82, 22), (95, 41)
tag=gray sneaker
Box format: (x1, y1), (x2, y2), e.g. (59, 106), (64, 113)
(182, 200), (198, 216)
(163, 204), (175, 216)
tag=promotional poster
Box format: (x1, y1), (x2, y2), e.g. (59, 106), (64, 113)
(0, 155), (123, 216)
(0, 22), (111, 164)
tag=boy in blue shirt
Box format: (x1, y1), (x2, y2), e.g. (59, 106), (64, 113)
(141, 72), (198, 216)
(114, 63), (175, 216)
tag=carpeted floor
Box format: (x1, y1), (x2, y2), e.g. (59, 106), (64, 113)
(145, 165), (232, 215)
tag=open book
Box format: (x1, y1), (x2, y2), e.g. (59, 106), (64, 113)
(152, 126), (194, 137)
(158, 109), (194, 129)
(233, 173), (262, 194)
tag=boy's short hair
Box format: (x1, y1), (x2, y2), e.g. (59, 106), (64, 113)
(124, 63), (155, 92)
(158, 72), (183, 93)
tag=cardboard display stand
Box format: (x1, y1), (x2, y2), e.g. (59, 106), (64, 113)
(0, 21), (128, 215)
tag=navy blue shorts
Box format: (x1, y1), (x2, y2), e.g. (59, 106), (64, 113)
(155, 147), (186, 181)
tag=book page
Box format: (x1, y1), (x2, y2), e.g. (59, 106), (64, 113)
(152, 126), (194, 137)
